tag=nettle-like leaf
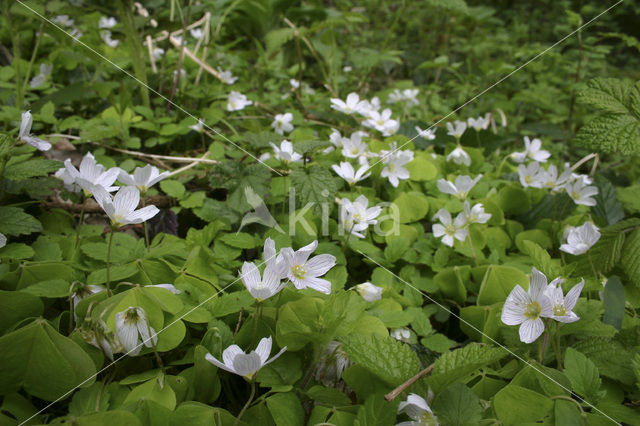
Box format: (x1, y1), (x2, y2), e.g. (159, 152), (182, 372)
(575, 78), (640, 154)
(0, 206), (42, 237)
(572, 337), (634, 385)
(290, 165), (340, 213)
(563, 347), (604, 402)
(621, 228), (640, 288)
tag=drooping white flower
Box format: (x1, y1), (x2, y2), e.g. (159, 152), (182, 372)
(227, 91), (252, 111)
(446, 120), (467, 139)
(72, 284), (105, 312)
(330, 92), (367, 115)
(0, 233), (6, 248)
(446, 146), (471, 166)
(355, 282), (383, 302)
(146, 284), (181, 294)
(432, 209), (468, 247)
(390, 328), (411, 341)
(100, 30), (120, 47)
(462, 201), (491, 225)
(397, 393), (438, 426)
(415, 126), (436, 140)
(362, 108), (399, 136)
(560, 222), (600, 255)
(272, 112), (294, 135)
(544, 278), (584, 323)
(511, 136), (551, 163)
(314, 341), (352, 386)
(467, 115), (490, 131)
(205, 336), (286, 380)
(217, 68), (237, 85)
(29, 63), (52, 88)
(190, 28), (204, 39)
(99, 16), (117, 29)
(82, 320), (120, 360)
(331, 162), (371, 185)
(289, 79), (300, 89)
(18, 111), (51, 151)
(118, 165), (169, 193)
(115, 306), (157, 356)
(518, 162), (543, 188)
(501, 267), (554, 344)
(436, 175), (482, 200)
(240, 261), (285, 301)
(152, 48), (165, 59)
(189, 118), (205, 133)
(270, 140), (302, 164)
(92, 185), (159, 227)
(64, 153), (119, 194)
(565, 180), (598, 206)
(340, 195), (382, 238)
(281, 240), (336, 294)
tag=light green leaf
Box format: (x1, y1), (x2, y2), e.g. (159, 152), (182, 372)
(0, 206), (42, 237)
(493, 385), (553, 424)
(392, 192), (430, 223)
(432, 383), (482, 426)
(265, 392), (304, 426)
(564, 347), (603, 402)
(477, 265), (528, 306)
(160, 180), (186, 199)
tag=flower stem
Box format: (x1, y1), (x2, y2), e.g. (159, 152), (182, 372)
(106, 228), (115, 296)
(74, 195), (87, 248)
(234, 380), (255, 426)
(251, 302), (263, 348)
(343, 223), (356, 253)
(552, 322), (563, 370)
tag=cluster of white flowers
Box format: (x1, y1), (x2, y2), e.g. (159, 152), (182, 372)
(433, 175), (490, 247)
(501, 268), (584, 343)
(339, 195), (382, 239)
(331, 92), (400, 137)
(98, 16), (120, 48)
(560, 222), (600, 255)
(53, 14), (82, 39)
(387, 88), (419, 107)
(513, 137), (599, 206)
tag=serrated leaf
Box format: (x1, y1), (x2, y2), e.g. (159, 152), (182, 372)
(424, 0), (468, 14)
(4, 159), (62, 180)
(572, 337), (634, 385)
(564, 347), (603, 402)
(0, 206), (42, 237)
(575, 113), (640, 155)
(591, 175), (624, 225)
(621, 228), (640, 287)
(577, 78), (634, 114)
(290, 165), (339, 213)
(340, 333), (421, 387)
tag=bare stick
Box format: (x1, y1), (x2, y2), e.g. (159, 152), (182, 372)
(384, 364), (435, 401)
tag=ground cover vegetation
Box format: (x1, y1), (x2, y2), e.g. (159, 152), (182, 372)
(1, 0), (640, 424)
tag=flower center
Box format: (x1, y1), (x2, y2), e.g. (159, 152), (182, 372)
(444, 224), (457, 236)
(553, 304), (566, 316)
(525, 175), (533, 184)
(524, 301), (542, 319)
(353, 213), (363, 222)
(388, 163), (396, 172)
(571, 191), (581, 200)
(291, 264), (306, 280)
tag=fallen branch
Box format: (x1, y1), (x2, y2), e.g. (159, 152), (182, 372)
(384, 363), (435, 401)
(45, 194), (174, 214)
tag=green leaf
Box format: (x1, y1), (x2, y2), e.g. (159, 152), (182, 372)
(432, 383), (482, 426)
(169, 402), (237, 426)
(265, 392), (304, 426)
(424, 0), (469, 14)
(497, 186), (531, 215)
(52, 410), (142, 425)
(554, 399), (583, 426)
(68, 381), (110, 416)
(392, 192), (430, 223)
(577, 78), (634, 114)
(354, 393), (397, 426)
(428, 343), (507, 393)
(592, 175), (624, 225)
(123, 377), (176, 410)
(0, 243), (35, 259)
(564, 347), (603, 402)
(19, 279), (70, 298)
(521, 241), (560, 278)
(0, 319), (96, 401)
(493, 385), (553, 424)
(160, 180), (185, 199)
(406, 155), (438, 181)
(602, 276), (625, 330)
(621, 228), (640, 287)
(0, 290), (44, 334)
(575, 113), (640, 155)
(290, 165), (340, 214)
(572, 337), (634, 385)
(0, 206), (42, 236)
(477, 265), (529, 306)
(218, 232), (257, 249)
(434, 265), (469, 304)
(4, 159), (62, 180)
(340, 333), (421, 387)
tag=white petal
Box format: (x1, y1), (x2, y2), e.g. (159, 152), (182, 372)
(125, 205), (159, 224)
(529, 268), (548, 300)
(113, 186), (140, 217)
(305, 254), (336, 277)
(232, 353), (263, 377)
(205, 353), (236, 374)
(302, 277), (332, 294)
(563, 280), (584, 311)
(519, 318), (545, 344)
(254, 337), (273, 364)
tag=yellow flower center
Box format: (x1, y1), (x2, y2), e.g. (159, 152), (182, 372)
(525, 175), (533, 184)
(353, 213), (363, 222)
(524, 301), (542, 319)
(572, 191), (581, 200)
(553, 304), (566, 316)
(291, 264), (306, 280)
(388, 163), (396, 172)
(444, 224), (457, 236)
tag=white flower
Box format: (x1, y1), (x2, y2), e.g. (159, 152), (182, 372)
(240, 262), (285, 301)
(146, 284), (181, 294)
(64, 152), (119, 194)
(341, 132), (369, 160)
(536, 164), (562, 190)
(315, 341), (352, 386)
(53, 15), (74, 27)
(272, 112), (294, 135)
(362, 108), (399, 136)
(72, 284), (105, 313)
(565, 180), (598, 206)
(340, 195), (382, 238)
(463, 201), (491, 225)
(332, 162), (370, 185)
(397, 393), (438, 426)
(227, 91), (252, 111)
(118, 165), (169, 193)
(205, 336), (286, 380)
(99, 16), (117, 29)
(217, 68), (237, 85)
(415, 126), (436, 140)
(18, 111), (51, 151)
(330, 92), (367, 114)
(263, 237), (287, 277)
(190, 28), (204, 39)
(152, 48), (165, 59)
(518, 162), (543, 188)
(100, 30), (120, 48)
(390, 328), (411, 341)
(388, 89), (419, 107)
(115, 306), (157, 356)
(270, 140), (302, 163)
(511, 136), (551, 163)
(0, 233), (6, 249)
(437, 175), (482, 200)
(359, 96), (381, 116)
(54, 166), (81, 193)
(467, 116), (490, 131)
(281, 241), (336, 294)
(560, 222), (600, 255)
(544, 278), (584, 323)
(501, 267), (554, 344)
(29, 63), (52, 88)
(446, 146), (471, 166)
(380, 148), (413, 188)
(92, 185), (159, 227)
(133, 2), (149, 17)
(355, 282), (383, 302)
(190, 118), (205, 133)
(289, 79), (300, 89)
(432, 209), (468, 247)
(446, 120), (467, 139)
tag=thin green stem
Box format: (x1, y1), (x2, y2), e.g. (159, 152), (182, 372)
(251, 302), (263, 347)
(234, 380), (256, 425)
(106, 228), (115, 296)
(74, 196), (87, 248)
(552, 322), (563, 370)
(21, 21), (45, 98)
